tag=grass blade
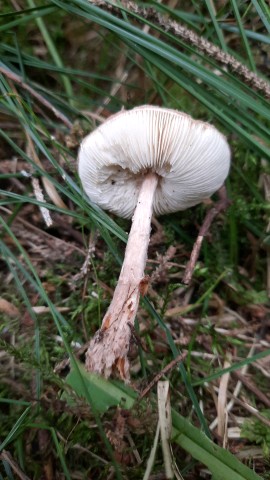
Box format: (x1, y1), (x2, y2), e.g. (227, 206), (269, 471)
(67, 364), (263, 480)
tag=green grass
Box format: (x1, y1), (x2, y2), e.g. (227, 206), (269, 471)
(0, 1), (269, 478)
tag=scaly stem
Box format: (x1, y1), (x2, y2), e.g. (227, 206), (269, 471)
(85, 172), (159, 379)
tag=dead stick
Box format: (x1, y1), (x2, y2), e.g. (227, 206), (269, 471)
(225, 393), (270, 429)
(183, 185), (230, 285)
(138, 352), (187, 401)
(0, 450), (31, 480)
(232, 371), (270, 409)
(0, 66), (72, 129)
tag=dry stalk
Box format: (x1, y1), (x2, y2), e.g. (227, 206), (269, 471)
(31, 177), (53, 227)
(90, 0), (270, 98)
(232, 371), (270, 409)
(262, 172), (270, 297)
(217, 355), (231, 447)
(0, 450), (31, 480)
(183, 185), (230, 284)
(4, 79), (68, 223)
(209, 341), (257, 431)
(0, 66), (72, 128)
(96, 51), (129, 116)
(138, 352), (187, 401)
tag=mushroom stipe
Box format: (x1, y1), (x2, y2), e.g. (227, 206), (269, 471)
(78, 105), (231, 380)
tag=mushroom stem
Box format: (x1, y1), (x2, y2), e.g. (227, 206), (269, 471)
(85, 171), (159, 379)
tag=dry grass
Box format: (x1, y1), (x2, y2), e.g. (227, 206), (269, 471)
(0, 0), (270, 478)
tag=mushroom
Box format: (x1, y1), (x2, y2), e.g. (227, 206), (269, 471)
(78, 105), (231, 379)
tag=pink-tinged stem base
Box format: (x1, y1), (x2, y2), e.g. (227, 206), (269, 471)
(85, 172), (158, 379)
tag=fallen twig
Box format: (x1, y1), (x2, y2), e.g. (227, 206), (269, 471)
(0, 65), (72, 128)
(232, 371), (270, 409)
(183, 185), (230, 284)
(138, 352), (187, 401)
(0, 450), (31, 480)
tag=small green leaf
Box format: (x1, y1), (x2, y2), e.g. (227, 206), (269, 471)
(66, 363), (136, 413)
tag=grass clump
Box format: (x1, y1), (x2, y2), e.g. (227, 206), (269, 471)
(0, 1), (270, 478)
(242, 411), (270, 458)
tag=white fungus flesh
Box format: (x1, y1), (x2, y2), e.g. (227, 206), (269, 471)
(78, 105), (231, 219)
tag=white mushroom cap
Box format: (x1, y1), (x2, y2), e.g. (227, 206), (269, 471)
(78, 105), (231, 219)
